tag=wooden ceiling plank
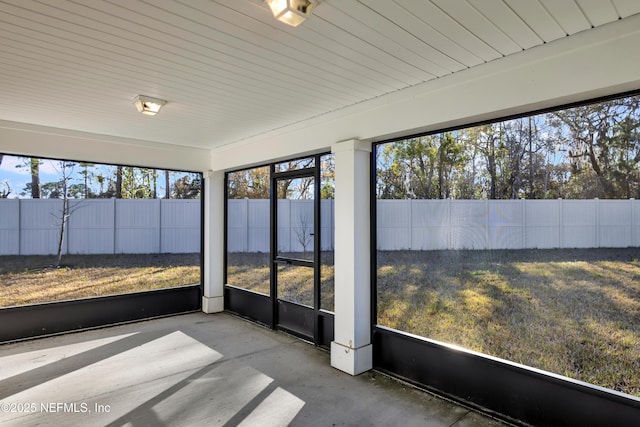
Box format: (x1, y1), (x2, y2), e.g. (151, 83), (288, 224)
(190, 0), (409, 91)
(395, 0), (501, 62)
(0, 1), (360, 107)
(0, 22), (337, 115)
(612, 0), (640, 18)
(537, 0), (590, 35)
(154, 0), (398, 94)
(0, 29), (322, 113)
(468, 0), (542, 49)
(221, 0), (428, 86)
(45, 0), (372, 101)
(361, 0), (479, 68)
(338, 0), (466, 73)
(302, 18), (427, 84)
(431, 0), (521, 56)
(576, 0), (619, 27)
(314, 1), (441, 78)
(0, 54), (299, 122)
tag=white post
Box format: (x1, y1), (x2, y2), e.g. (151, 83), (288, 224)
(202, 170), (225, 313)
(330, 139), (373, 375)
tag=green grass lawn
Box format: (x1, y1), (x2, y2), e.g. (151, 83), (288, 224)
(0, 254), (200, 307)
(226, 252), (335, 311)
(2, 249), (638, 397)
(377, 248), (640, 397)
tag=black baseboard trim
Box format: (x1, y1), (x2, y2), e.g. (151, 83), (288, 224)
(373, 326), (640, 427)
(0, 285), (202, 343)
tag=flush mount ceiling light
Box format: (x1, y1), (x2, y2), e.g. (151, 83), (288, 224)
(132, 95), (166, 116)
(266, 0), (315, 27)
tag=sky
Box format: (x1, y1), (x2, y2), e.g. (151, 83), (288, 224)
(0, 154), (196, 199)
(0, 155), (61, 198)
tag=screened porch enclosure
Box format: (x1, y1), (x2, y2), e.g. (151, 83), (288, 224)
(2, 1), (640, 425)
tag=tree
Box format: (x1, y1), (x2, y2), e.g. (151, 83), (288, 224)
(172, 174), (201, 199)
(116, 167), (157, 199)
(373, 94), (640, 201)
(376, 134), (466, 199)
(0, 153), (8, 197)
(94, 172), (108, 197)
(0, 181), (10, 198)
(436, 132), (465, 199)
(115, 166), (123, 198)
(609, 115), (640, 198)
(227, 167), (270, 199)
(29, 158), (40, 199)
(16, 157), (42, 198)
(52, 161), (81, 267)
(165, 170), (171, 199)
(294, 212), (313, 257)
(320, 155), (335, 199)
(550, 96), (640, 198)
(78, 162), (95, 198)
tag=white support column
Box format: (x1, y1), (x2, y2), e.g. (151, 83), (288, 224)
(202, 170), (225, 313)
(330, 139), (373, 375)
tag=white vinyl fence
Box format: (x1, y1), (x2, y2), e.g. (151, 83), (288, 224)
(5, 199), (638, 256)
(377, 199), (640, 250)
(0, 199), (201, 255)
(226, 199), (640, 252)
(227, 199), (334, 253)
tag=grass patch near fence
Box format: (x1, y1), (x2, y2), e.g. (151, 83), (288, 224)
(0, 254), (200, 307)
(226, 252), (335, 311)
(377, 248), (640, 397)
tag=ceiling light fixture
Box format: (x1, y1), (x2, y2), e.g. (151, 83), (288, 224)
(266, 0), (315, 27)
(133, 95), (166, 116)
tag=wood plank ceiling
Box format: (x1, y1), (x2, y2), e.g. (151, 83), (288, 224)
(0, 0), (638, 150)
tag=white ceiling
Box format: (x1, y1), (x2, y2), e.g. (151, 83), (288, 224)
(1, 0), (639, 151)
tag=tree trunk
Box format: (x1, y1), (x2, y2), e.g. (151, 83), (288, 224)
(438, 135), (444, 199)
(30, 158), (40, 198)
(84, 164), (89, 198)
(56, 172), (69, 267)
(165, 170), (170, 199)
(153, 170), (158, 199)
(56, 199), (68, 267)
(116, 166), (123, 198)
(489, 139), (497, 200)
(529, 117), (534, 198)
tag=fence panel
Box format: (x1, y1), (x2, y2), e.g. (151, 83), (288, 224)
(377, 199), (640, 251)
(411, 200), (449, 250)
(227, 199), (249, 252)
(161, 200), (201, 253)
(277, 199), (291, 253)
(524, 200), (560, 249)
(598, 200), (632, 248)
(248, 199), (269, 253)
(68, 199), (115, 254)
(562, 200), (597, 248)
(320, 199), (334, 251)
(19, 199), (64, 255)
(488, 200), (524, 250)
(450, 201), (489, 250)
(115, 199), (161, 254)
(4, 198), (640, 255)
(634, 200), (640, 247)
(377, 200), (411, 250)
(0, 199), (201, 255)
(0, 199), (19, 255)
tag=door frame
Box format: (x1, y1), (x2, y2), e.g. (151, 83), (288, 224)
(224, 153), (334, 348)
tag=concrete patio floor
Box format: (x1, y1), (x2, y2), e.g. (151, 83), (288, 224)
(0, 312), (511, 426)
